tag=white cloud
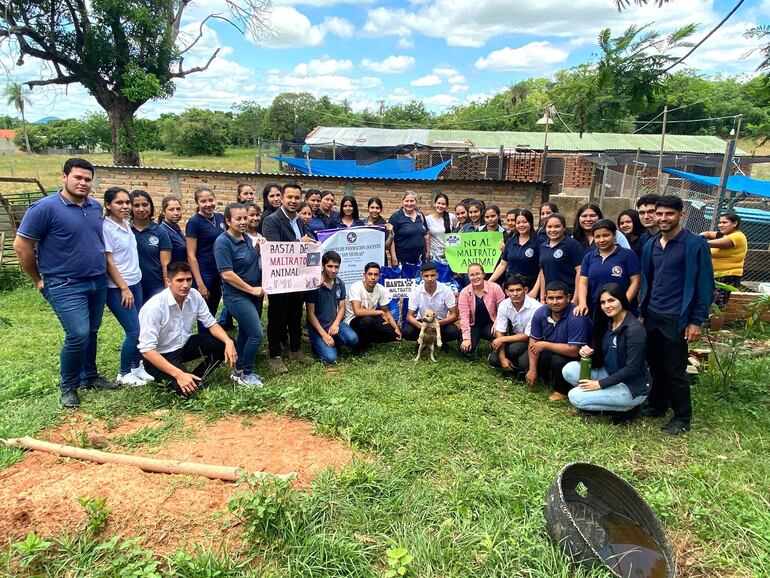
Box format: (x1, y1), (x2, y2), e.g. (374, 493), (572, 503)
(266, 72), (382, 94)
(423, 94), (460, 108)
(432, 66), (459, 77)
(258, 7), (353, 48)
(411, 74), (441, 87)
(448, 74), (466, 84)
(450, 84), (469, 94)
(397, 37), (415, 49)
(671, 21), (765, 73)
(361, 55), (416, 74)
(387, 87), (417, 103)
(466, 92), (492, 103)
(275, 0), (374, 5)
(475, 42), (569, 71)
(293, 58), (353, 76)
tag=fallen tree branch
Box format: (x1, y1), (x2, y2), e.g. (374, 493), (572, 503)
(1, 436), (296, 482)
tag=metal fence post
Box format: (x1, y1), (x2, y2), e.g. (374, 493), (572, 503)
(332, 140), (337, 160)
(498, 145), (504, 180)
(256, 139), (262, 172)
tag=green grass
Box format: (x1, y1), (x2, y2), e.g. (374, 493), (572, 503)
(1, 287), (769, 576)
(0, 147), (282, 193)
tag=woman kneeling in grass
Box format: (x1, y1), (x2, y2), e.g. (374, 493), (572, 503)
(562, 283), (651, 424)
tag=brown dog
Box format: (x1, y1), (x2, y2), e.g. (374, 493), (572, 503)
(414, 309), (441, 362)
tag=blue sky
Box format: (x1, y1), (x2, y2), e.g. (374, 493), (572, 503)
(2, 0), (768, 121)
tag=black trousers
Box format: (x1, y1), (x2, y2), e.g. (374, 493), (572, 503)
(645, 311), (691, 422)
(143, 334), (225, 395)
(350, 315), (400, 352)
(402, 322), (461, 343)
(198, 274), (222, 334)
(520, 349), (577, 393)
(267, 292), (304, 358)
(488, 341), (528, 372)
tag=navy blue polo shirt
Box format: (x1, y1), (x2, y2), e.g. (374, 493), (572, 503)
(648, 229), (687, 315)
(16, 192), (106, 278)
(305, 277), (346, 329)
(308, 213), (330, 236)
(214, 231), (261, 299)
(133, 222), (172, 293)
(186, 212), (225, 277)
(602, 328), (620, 375)
(539, 237), (583, 295)
(502, 234), (540, 286)
(529, 303), (592, 346)
(580, 246), (640, 310)
(161, 220), (187, 263)
(389, 209), (428, 264)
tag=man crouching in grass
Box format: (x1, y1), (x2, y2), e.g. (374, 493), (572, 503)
(138, 261), (237, 395)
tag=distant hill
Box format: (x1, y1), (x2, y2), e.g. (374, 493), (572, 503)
(34, 116), (61, 124)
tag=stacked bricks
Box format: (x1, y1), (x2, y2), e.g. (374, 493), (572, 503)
(93, 165), (548, 228)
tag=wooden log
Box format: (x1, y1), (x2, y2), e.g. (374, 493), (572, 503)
(1, 436), (294, 482)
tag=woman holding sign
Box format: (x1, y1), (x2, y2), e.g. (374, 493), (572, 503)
(214, 203), (264, 388)
(489, 209), (540, 293)
(536, 213), (583, 303)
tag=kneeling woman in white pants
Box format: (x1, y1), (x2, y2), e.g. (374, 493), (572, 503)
(562, 283), (651, 422)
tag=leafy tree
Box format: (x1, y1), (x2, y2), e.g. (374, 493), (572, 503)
(0, 0), (269, 165)
(3, 83), (31, 152)
(232, 101), (266, 147)
(264, 93), (318, 142)
(159, 109), (230, 156)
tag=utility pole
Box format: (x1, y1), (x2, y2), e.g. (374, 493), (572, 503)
(656, 105), (668, 192)
(538, 105), (554, 182)
(713, 114), (742, 227)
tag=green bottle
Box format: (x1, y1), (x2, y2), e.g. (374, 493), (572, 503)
(579, 356), (592, 381)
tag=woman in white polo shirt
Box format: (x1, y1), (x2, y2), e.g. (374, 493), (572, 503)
(103, 187), (152, 386)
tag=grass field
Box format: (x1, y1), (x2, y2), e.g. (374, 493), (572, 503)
(0, 287), (768, 576)
(0, 148), (282, 193)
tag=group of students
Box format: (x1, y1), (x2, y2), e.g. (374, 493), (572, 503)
(16, 158), (730, 436)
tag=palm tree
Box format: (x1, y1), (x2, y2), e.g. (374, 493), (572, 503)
(4, 83), (32, 153)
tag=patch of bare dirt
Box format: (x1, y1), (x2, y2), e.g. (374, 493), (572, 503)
(0, 412), (354, 554)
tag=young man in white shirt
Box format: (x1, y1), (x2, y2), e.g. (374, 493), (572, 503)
(138, 261), (237, 396)
(488, 274), (542, 375)
(346, 262), (401, 353)
(402, 261), (460, 348)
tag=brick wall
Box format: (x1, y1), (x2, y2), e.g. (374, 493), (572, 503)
(93, 165), (548, 225)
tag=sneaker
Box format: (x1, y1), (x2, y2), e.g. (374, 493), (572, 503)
(116, 372), (147, 387)
(289, 349), (308, 363)
(230, 368), (247, 385)
(131, 364), (155, 383)
(59, 389), (81, 409)
(242, 373), (264, 388)
(80, 375), (120, 390)
(661, 419), (691, 435)
(268, 356), (289, 375)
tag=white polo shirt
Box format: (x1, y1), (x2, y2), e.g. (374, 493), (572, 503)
(138, 287), (216, 354)
(407, 281), (456, 321)
(103, 217), (141, 288)
(495, 295), (541, 336)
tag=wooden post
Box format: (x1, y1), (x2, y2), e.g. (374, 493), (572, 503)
(498, 145), (504, 180)
(714, 115), (742, 226)
(657, 105), (668, 192)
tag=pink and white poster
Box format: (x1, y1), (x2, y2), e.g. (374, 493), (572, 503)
(261, 241), (322, 294)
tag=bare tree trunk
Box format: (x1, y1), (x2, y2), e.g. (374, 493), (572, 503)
(107, 102), (141, 166)
(19, 106), (31, 154)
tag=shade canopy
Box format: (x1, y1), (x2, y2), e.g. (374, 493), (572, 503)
(663, 167), (770, 199)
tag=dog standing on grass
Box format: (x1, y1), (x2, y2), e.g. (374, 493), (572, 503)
(414, 309), (441, 362)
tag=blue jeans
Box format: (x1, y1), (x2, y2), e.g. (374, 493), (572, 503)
(42, 275), (107, 390)
(562, 362), (648, 411)
(224, 293), (263, 374)
(106, 283), (143, 375)
(308, 322), (358, 364)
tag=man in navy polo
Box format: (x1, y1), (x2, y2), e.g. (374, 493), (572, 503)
(14, 158), (119, 408)
(305, 251), (358, 364)
(525, 281), (592, 401)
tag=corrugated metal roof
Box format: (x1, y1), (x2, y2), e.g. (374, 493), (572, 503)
(306, 126), (430, 147)
(306, 126), (742, 155)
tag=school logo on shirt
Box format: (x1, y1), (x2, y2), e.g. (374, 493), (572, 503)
(553, 249), (564, 259)
(525, 248), (534, 258)
(219, 222), (225, 230)
(612, 335), (618, 348)
(611, 265), (623, 277)
(148, 235), (159, 246)
(445, 234), (461, 247)
(347, 231), (357, 243)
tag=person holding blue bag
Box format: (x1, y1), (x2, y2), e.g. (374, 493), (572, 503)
(389, 191), (430, 323)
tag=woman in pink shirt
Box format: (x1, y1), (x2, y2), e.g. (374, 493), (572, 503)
(458, 263), (506, 353)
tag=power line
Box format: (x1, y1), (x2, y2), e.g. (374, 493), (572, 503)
(630, 114), (740, 124)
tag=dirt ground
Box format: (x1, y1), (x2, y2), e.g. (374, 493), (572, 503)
(0, 412), (354, 553)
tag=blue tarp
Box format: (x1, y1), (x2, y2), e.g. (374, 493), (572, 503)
(662, 167), (770, 199)
(271, 156), (451, 180)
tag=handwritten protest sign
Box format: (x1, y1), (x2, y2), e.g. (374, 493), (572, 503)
(261, 242), (322, 294)
(384, 278), (414, 299)
(444, 231), (503, 273)
(320, 227), (385, 287)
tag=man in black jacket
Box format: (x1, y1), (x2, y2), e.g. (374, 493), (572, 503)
(261, 182), (313, 374)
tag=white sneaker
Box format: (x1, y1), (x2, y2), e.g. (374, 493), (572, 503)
(116, 372), (146, 387)
(131, 364), (155, 382)
(230, 369), (247, 385)
(242, 373), (264, 388)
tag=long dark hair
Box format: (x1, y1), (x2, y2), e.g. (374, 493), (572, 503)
(340, 195), (360, 221)
(433, 192), (451, 233)
(538, 202), (559, 229)
(129, 189), (154, 220)
(572, 202), (603, 246)
(103, 186), (129, 217)
(262, 182), (281, 213)
(158, 195), (182, 225)
(194, 185), (215, 214)
(617, 209), (644, 240)
(467, 200), (485, 227)
(591, 282), (630, 366)
(516, 209), (535, 235)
